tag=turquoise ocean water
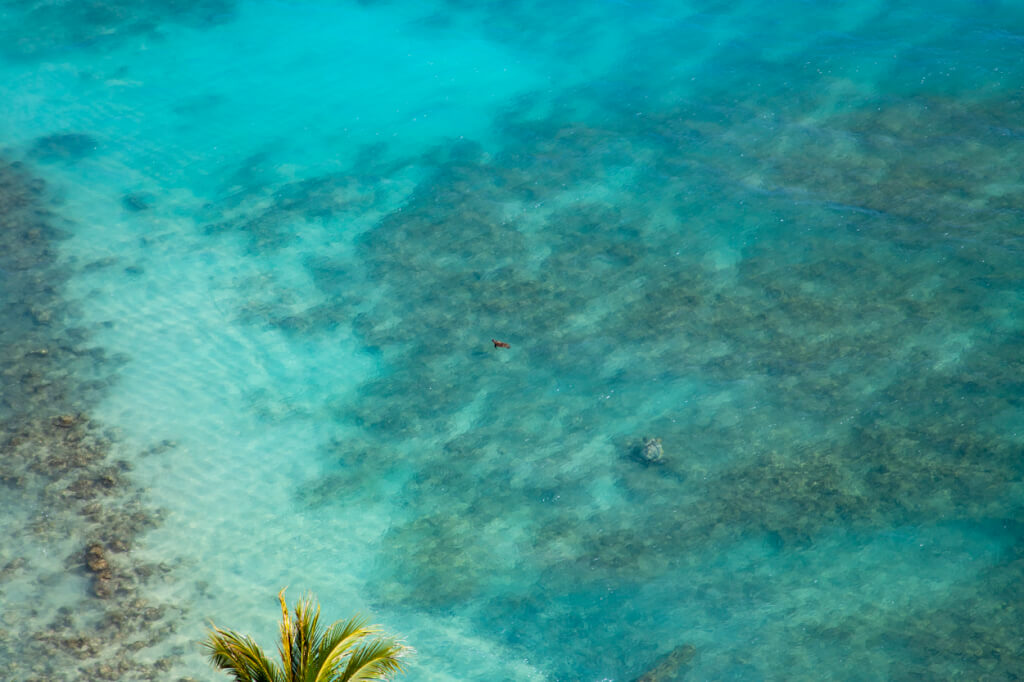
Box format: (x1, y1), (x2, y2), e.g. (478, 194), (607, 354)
(1, 1), (1023, 679)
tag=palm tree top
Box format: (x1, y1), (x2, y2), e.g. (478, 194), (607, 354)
(204, 588), (413, 682)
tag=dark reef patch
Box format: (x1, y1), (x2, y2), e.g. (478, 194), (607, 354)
(201, 171), (378, 252)
(29, 133), (99, 162)
(121, 192), (153, 212)
(0, 0), (236, 61)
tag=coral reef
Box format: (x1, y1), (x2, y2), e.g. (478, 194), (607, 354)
(330, 86), (1020, 678)
(211, 30), (1023, 677)
(0, 159), (187, 681)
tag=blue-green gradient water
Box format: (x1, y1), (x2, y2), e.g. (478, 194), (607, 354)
(2, 0), (1023, 679)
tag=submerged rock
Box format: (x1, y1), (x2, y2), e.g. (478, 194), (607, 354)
(642, 437), (664, 463)
(85, 543), (108, 573)
(84, 543), (116, 598)
(53, 414), (77, 428)
(629, 436), (665, 464)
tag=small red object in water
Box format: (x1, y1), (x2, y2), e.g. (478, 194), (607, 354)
(491, 339), (511, 349)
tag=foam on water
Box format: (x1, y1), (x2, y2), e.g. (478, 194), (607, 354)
(2, 0), (1023, 680)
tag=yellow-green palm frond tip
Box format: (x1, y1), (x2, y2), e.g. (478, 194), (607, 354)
(203, 625), (284, 682)
(338, 637), (415, 682)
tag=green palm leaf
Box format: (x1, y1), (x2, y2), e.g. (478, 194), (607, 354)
(309, 615), (375, 682)
(337, 639), (411, 682)
(280, 588), (320, 681)
(203, 588), (412, 682)
(204, 626), (284, 682)
(292, 592), (322, 681)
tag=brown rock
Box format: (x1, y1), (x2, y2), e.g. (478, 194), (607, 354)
(85, 543), (108, 573)
(93, 576), (113, 599)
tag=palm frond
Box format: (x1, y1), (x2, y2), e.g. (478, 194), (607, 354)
(205, 589), (409, 682)
(292, 591), (322, 682)
(336, 638), (413, 682)
(278, 588), (295, 681)
(308, 613), (375, 681)
(204, 625), (284, 682)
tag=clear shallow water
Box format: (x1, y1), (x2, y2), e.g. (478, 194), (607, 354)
(1, 0), (1023, 680)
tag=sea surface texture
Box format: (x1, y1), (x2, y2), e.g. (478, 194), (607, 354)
(1, 1), (1023, 680)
